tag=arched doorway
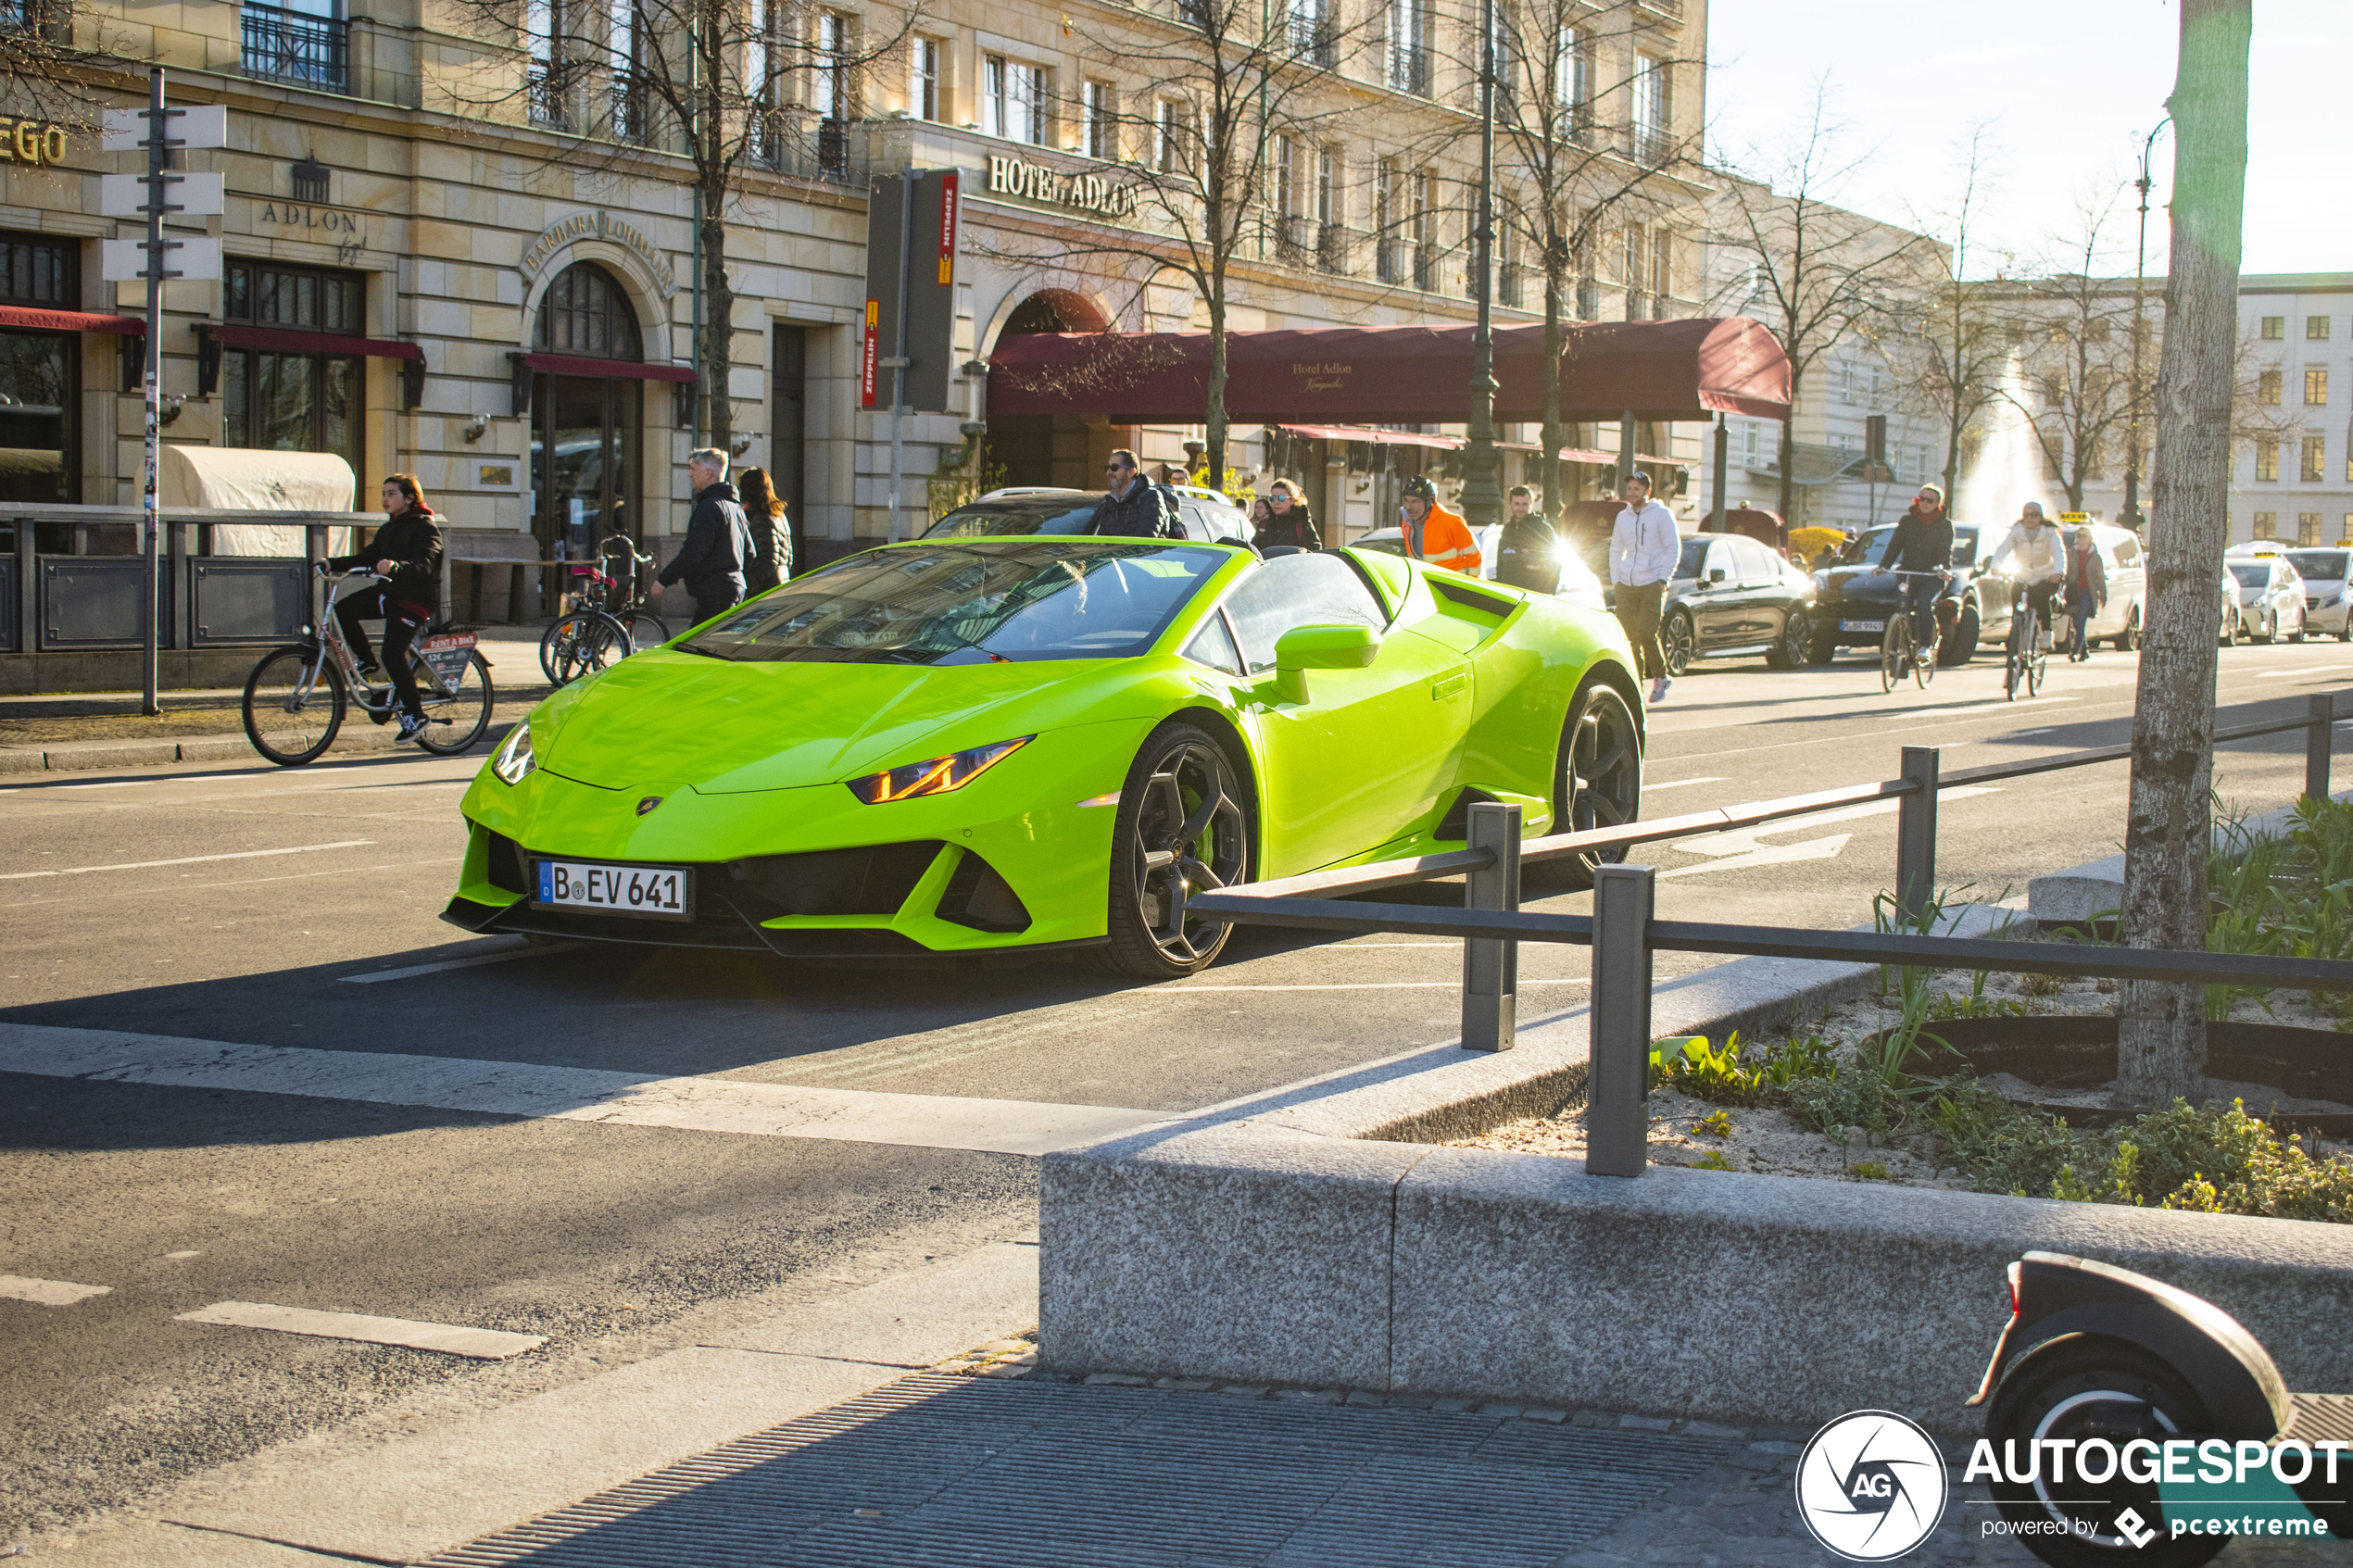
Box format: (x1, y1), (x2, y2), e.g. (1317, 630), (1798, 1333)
(530, 262), (644, 611)
(988, 290), (1125, 489)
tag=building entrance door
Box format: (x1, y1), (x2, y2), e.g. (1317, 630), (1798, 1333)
(530, 374), (640, 617)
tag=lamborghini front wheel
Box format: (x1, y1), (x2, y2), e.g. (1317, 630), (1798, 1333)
(1092, 722), (1252, 979)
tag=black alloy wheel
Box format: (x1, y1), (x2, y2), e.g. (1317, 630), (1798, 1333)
(1982, 1336), (2225, 1568)
(1662, 609), (1695, 677)
(1092, 723), (1252, 979)
(1941, 601), (1982, 666)
(1536, 680), (1642, 891)
(1767, 607), (1810, 670)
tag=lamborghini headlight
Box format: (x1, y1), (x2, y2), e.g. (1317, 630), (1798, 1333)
(491, 720), (536, 785)
(847, 736), (1032, 804)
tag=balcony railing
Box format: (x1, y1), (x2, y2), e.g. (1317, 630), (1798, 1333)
(1499, 265), (1525, 310)
(749, 111), (862, 185)
(1413, 241), (1439, 293)
(1386, 44), (1430, 97)
(241, 3), (348, 94)
(609, 74), (651, 144)
(1377, 237), (1404, 286)
(1276, 213), (1312, 267)
(1288, 13), (1336, 65)
(527, 63), (571, 128)
(1631, 125), (1675, 166)
(1315, 222), (1354, 276)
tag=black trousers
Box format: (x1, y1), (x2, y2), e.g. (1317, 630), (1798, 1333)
(694, 589), (743, 627)
(333, 586), (427, 721)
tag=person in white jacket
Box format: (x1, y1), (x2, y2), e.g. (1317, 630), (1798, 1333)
(1984, 503), (2069, 654)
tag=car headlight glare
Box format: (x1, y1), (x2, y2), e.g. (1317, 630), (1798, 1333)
(848, 735), (1031, 804)
(492, 721), (536, 785)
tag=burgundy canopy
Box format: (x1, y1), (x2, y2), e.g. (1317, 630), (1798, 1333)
(520, 351), (695, 383)
(988, 317), (1791, 426)
(202, 323), (423, 359)
(1, 306), (146, 334)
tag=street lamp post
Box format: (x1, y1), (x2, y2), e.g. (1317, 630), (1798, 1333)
(1458, 0), (1501, 530)
(2121, 117), (2170, 533)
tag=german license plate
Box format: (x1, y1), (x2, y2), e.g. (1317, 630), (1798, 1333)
(533, 859), (692, 921)
(1842, 620), (1886, 633)
(419, 631), (477, 684)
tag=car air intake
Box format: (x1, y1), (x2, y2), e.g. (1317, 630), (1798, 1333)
(935, 850), (1032, 933)
(724, 841), (946, 920)
(484, 828), (528, 895)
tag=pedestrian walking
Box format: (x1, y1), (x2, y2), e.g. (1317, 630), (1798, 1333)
(1091, 448), (1184, 538)
(2063, 524), (2108, 660)
(736, 466), (792, 596)
(327, 472), (442, 746)
(1252, 478), (1320, 551)
(1493, 484), (1560, 594)
(1608, 471), (1679, 703)
(1398, 475), (1480, 574)
(652, 447), (752, 627)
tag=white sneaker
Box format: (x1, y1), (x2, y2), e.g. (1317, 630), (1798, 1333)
(1649, 676), (1671, 704)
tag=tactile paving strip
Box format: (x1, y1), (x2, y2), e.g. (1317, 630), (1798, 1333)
(426, 1374), (1738, 1568)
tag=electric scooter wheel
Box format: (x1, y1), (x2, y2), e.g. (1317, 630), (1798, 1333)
(1983, 1335), (2226, 1567)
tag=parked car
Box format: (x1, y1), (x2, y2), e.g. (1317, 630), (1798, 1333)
(2221, 567), (2246, 646)
(1354, 524), (1609, 615)
(1646, 531), (1818, 672)
(923, 486), (1252, 545)
(2227, 553), (2309, 642)
(1812, 521), (2006, 666)
(2060, 522), (2150, 650)
(2285, 546), (2353, 641)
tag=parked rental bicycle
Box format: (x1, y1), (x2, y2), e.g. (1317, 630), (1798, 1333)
(2005, 578), (2055, 701)
(539, 533), (672, 687)
(241, 568), (495, 766)
(1878, 569), (1949, 694)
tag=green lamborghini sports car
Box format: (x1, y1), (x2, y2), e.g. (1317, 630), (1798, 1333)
(443, 537), (1646, 977)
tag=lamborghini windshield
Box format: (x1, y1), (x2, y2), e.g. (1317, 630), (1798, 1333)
(680, 540), (1228, 664)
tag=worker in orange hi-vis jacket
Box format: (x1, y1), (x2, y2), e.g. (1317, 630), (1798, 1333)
(1399, 474), (1481, 575)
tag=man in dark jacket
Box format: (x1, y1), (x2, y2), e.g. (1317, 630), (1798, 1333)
(1252, 479), (1320, 551)
(1494, 485), (1562, 594)
(328, 473), (443, 745)
(1871, 484), (1957, 653)
(1090, 448), (1181, 538)
(654, 448), (752, 625)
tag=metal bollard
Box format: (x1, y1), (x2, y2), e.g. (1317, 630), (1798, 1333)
(1461, 801), (1522, 1051)
(1585, 863), (1654, 1177)
(1894, 746), (1940, 932)
(2308, 693), (2334, 803)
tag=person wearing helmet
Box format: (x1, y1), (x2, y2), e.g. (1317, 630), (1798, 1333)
(1609, 470), (1678, 703)
(1399, 474), (1481, 574)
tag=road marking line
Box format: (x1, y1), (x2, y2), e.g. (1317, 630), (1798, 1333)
(0, 840), (374, 881)
(1641, 775), (1725, 790)
(341, 942), (579, 984)
(2259, 667), (2349, 679)
(0, 1274), (112, 1307)
(175, 1301), (545, 1360)
(1169, 979), (1588, 991)
(0, 1023), (1168, 1157)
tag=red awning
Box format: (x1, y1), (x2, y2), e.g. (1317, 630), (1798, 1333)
(0, 306), (146, 334)
(988, 318), (1793, 425)
(1277, 423), (1464, 450)
(202, 323), (422, 359)
(522, 351), (696, 383)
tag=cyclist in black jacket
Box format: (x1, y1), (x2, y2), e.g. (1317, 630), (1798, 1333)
(327, 473), (443, 746)
(1870, 484), (1956, 657)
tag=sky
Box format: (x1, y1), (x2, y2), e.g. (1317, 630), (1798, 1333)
(1704, 0), (2346, 280)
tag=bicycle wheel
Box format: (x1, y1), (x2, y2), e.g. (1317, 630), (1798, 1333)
(1880, 616), (1907, 694)
(409, 648), (496, 756)
(541, 610), (626, 686)
(243, 646), (346, 766)
(1913, 623), (1937, 689)
(621, 609), (673, 653)
(2027, 639), (2048, 696)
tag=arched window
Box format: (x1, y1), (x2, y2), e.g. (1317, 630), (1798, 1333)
(534, 262), (642, 360)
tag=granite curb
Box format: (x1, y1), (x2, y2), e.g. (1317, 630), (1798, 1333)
(2027, 786), (2353, 927)
(0, 715), (523, 773)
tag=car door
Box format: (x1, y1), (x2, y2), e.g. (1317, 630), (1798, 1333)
(1221, 553), (1470, 875)
(1686, 539), (1746, 650)
(2104, 529), (2145, 636)
(1725, 535), (1785, 645)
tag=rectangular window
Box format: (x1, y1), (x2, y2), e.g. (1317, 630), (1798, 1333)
(2309, 315), (2332, 340)
(1631, 55), (1669, 161)
(1650, 229), (1671, 308)
(2259, 369), (2282, 405)
(812, 11), (849, 119)
(1082, 80), (1114, 158)
(1386, 0), (1428, 95)
(0, 230), (76, 505)
(2253, 512), (2276, 540)
(1411, 169), (1438, 291)
(220, 257), (364, 482)
(1376, 157), (1400, 283)
(1556, 26), (1592, 139)
(2261, 315), (2284, 340)
(1154, 99), (1186, 173)
(1741, 421), (1757, 466)
(1288, 0), (1331, 63)
(2300, 513), (2322, 546)
(526, 0), (565, 126)
(909, 37), (940, 121)
(2256, 440), (2280, 482)
(2307, 368), (2329, 406)
(2304, 435), (2326, 483)
(983, 57), (1044, 144)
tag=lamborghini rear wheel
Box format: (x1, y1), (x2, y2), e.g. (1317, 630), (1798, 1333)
(1534, 679), (1643, 892)
(1091, 722), (1252, 979)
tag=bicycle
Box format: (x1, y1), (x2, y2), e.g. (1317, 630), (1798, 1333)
(241, 569), (496, 766)
(1876, 569), (1946, 694)
(2003, 580), (2057, 701)
(539, 534), (672, 687)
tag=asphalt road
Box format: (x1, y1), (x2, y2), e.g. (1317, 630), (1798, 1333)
(4, 631), (2349, 1540)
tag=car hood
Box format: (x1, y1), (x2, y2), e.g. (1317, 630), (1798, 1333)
(533, 649), (1139, 794)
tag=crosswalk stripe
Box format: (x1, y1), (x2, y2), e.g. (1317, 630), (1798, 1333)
(0, 1274), (111, 1307)
(176, 1301), (545, 1360)
(0, 1023), (1167, 1157)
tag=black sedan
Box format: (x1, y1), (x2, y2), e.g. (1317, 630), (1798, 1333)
(1809, 522), (2011, 666)
(1651, 532), (1819, 673)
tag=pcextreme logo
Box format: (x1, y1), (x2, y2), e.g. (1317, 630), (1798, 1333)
(1794, 1411), (1950, 1562)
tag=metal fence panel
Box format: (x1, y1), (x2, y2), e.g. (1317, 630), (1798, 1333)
(0, 556), (15, 651)
(40, 557), (169, 649)
(191, 558), (308, 644)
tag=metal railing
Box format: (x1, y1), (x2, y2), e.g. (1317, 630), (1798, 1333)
(241, 2), (348, 93)
(1186, 694), (2353, 1175)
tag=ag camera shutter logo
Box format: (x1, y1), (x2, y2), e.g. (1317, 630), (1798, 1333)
(1794, 1410), (1950, 1561)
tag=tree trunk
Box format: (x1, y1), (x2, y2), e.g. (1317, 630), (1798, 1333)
(1541, 241), (1566, 521)
(700, 187), (732, 452)
(1204, 271), (1227, 488)
(1776, 413), (1795, 521)
(2114, 0), (2250, 1111)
